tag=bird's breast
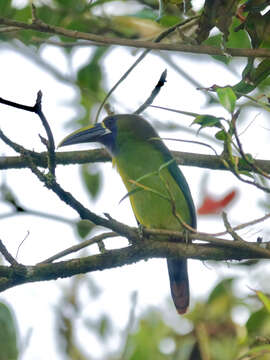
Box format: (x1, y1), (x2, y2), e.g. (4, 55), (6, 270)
(114, 143), (192, 230)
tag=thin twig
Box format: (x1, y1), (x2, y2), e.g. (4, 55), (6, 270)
(34, 91), (56, 175)
(0, 208), (73, 224)
(12, 41), (74, 84)
(0, 91), (56, 175)
(0, 239), (19, 265)
(0, 128), (35, 157)
(213, 212), (270, 236)
(39, 231), (117, 264)
(222, 211), (270, 262)
(158, 167), (196, 233)
(229, 161), (270, 194)
(156, 136), (219, 157)
(0, 26), (20, 33)
(94, 15), (201, 123)
(0, 95), (37, 112)
(233, 115), (270, 180)
(222, 212), (244, 242)
(157, 52), (217, 104)
(31, 4), (39, 24)
(150, 103), (203, 117)
(134, 69), (167, 114)
(15, 231), (30, 260)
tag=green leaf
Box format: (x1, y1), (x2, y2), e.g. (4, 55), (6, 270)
(227, 18), (251, 49)
(120, 160), (176, 205)
(119, 169), (159, 204)
(215, 130), (227, 141)
(119, 187), (143, 204)
(196, 0), (238, 43)
(238, 170), (255, 179)
(253, 59), (270, 86)
(256, 291), (270, 313)
(129, 179), (170, 202)
(127, 309), (172, 360)
(77, 47), (107, 92)
(217, 87), (237, 113)
(237, 154), (256, 174)
(244, 10), (270, 48)
(192, 115), (223, 132)
(239, 345), (270, 360)
(233, 59), (270, 97)
(245, 153), (255, 164)
(246, 308), (269, 335)
(97, 315), (112, 339)
(159, 15), (183, 27)
(76, 219), (95, 239)
(0, 0), (13, 17)
(133, 8), (158, 20)
(203, 35), (229, 64)
(76, 47), (107, 126)
(208, 278), (234, 303)
(158, 159), (175, 172)
(81, 164), (101, 200)
(0, 302), (18, 360)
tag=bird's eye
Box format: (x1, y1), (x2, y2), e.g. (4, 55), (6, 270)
(104, 116), (115, 129)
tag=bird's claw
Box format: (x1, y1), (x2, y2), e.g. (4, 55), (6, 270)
(183, 229), (191, 245)
(137, 224), (146, 240)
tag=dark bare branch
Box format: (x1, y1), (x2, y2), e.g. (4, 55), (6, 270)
(0, 239), (19, 266)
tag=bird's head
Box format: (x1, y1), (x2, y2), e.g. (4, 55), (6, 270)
(58, 114), (158, 155)
(59, 115), (118, 155)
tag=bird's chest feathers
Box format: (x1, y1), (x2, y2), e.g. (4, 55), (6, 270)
(114, 141), (191, 230)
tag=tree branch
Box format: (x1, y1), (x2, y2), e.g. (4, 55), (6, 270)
(0, 16), (270, 58)
(0, 239), (269, 293)
(1, 149), (270, 174)
(0, 239), (19, 266)
(39, 231), (118, 264)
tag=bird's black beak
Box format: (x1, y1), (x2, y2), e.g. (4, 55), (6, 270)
(58, 123), (111, 148)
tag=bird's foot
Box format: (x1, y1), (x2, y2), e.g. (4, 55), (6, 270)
(98, 241), (106, 254)
(137, 224), (146, 241)
(183, 229), (191, 245)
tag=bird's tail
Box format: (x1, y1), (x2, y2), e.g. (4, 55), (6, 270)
(167, 258), (189, 314)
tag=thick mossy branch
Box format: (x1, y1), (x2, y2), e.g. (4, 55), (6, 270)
(0, 149), (110, 169)
(1, 149), (270, 174)
(0, 239), (269, 293)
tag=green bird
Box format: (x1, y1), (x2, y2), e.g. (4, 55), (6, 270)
(59, 114), (196, 314)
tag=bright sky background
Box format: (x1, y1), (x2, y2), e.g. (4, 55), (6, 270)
(1, 1), (270, 359)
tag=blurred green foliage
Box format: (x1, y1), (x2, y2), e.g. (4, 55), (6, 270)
(4, 274), (270, 359)
(0, 301), (18, 360)
(52, 276), (270, 359)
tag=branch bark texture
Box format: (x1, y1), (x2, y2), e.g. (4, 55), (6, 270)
(0, 17), (270, 58)
(1, 149), (270, 174)
(0, 239), (269, 293)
